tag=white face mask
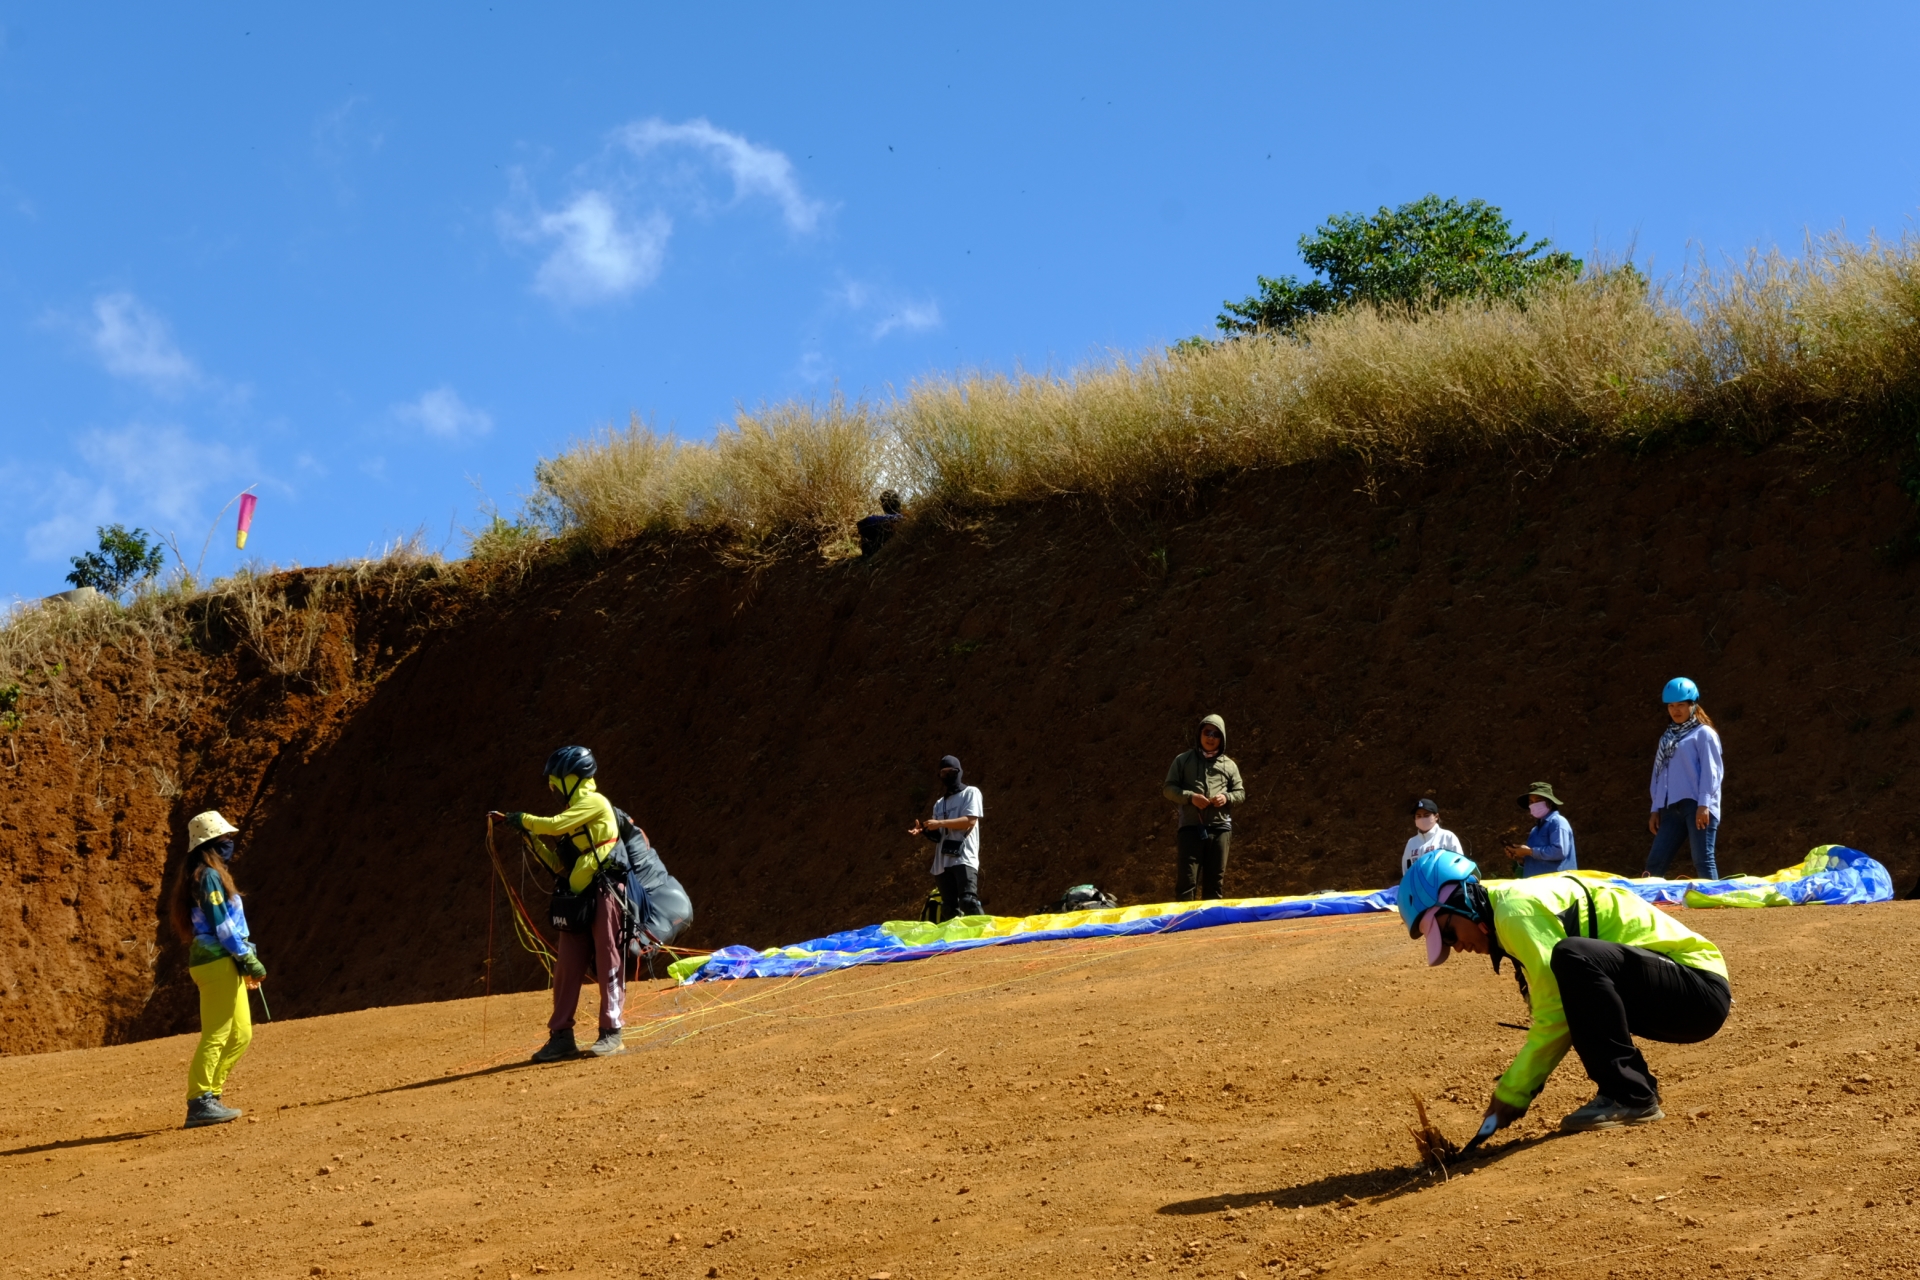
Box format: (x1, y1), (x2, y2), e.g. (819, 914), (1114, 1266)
(1529, 800), (1552, 819)
(1414, 813), (1436, 832)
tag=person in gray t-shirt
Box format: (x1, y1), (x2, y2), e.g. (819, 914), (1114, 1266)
(909, 754), (985, 921)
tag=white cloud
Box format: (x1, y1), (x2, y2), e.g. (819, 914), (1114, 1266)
(393, 386), (494, 442)
(88, 293), (199, 392)
(872, 300), (942, 340)
(510, 191), (671, 306)
(23, 423), (252, 562)
(615, 117), (825, 233)
(832, 277), (943, 340)
(506, 118), (824, 305)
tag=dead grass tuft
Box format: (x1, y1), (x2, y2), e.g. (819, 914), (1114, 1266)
(1408, 1092), (1461, 1177)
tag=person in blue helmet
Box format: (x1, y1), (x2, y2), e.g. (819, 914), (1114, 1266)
(1398, 849), (1731, 1133)
(1644, 677), (1724, 881)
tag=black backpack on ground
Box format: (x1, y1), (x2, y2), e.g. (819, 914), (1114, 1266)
(1046, 884), (1118, 913)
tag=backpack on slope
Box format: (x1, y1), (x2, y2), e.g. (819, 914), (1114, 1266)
(613, 808), (694, 964)
(1046, 884), (1118, 913)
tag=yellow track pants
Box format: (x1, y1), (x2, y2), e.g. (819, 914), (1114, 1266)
(187, 958), (252, 1100)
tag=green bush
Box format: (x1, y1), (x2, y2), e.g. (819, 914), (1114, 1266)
(1218, 195), (1581, 335)
(66, 524), (165, 598)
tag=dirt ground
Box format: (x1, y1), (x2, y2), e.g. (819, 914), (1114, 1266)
(6, 901), (1918, 1279)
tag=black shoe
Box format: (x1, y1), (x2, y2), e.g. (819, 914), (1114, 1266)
(585, 1028), (624, 1057)
(531, 1030), (577, 1063)
(1560, 1094), (1664, 1131)
(185, 1093), (241, 1128)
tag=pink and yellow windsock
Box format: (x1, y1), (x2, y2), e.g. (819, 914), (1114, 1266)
(236, 493), (258, 550)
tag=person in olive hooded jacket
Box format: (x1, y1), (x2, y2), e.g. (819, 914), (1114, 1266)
(1163, 714), (1246, 901)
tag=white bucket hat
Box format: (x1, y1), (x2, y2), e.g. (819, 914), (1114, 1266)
(186, 810), (240, 853)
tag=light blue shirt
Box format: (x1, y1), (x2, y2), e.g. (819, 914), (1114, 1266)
(1650, 723), (1724, 819)
(1523, 810), (1577, 877)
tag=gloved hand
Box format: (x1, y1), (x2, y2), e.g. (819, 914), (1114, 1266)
(505, 812), (526, 830)
(237, 952), (267, 979)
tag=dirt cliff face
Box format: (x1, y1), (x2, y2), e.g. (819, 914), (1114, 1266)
(4, 443), (1918, 1052)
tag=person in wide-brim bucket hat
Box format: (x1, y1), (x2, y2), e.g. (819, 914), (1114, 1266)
(168, 809), (267, 1128)
(1503, 782), (1577, 878)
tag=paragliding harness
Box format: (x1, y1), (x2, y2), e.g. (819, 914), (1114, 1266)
(1046, 884), (1117, 913)
(547, 833), (618, 936)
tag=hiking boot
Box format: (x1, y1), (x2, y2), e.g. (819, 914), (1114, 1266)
(1560, 1094), (1664, 1131)
(585, 1028), (625, 1057)
(184, 1093), (241, 1128)
(530, 1030), (577, 1063)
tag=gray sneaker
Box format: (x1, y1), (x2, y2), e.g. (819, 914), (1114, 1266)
(585, 1029), (624, 1057)
(184, 1093), (241, 1128)
(530, 1030), (577, 1063)
(1560, 1094), (1664, 1131)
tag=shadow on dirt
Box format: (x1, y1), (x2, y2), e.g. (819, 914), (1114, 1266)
(1157, 1134), (1565, 1214)
(1, 1130), (172, 1158)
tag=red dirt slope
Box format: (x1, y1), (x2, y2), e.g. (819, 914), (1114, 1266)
(5, 441), (1920, 1052)
(239, 443), (1920, 1029)
(3, 902), (1916, 1277)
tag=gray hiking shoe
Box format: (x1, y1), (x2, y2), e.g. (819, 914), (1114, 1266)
(585, 1028), (624, 1057)
(184, 1093), (241, 1128)
(1560, 1094), (1664, 1131)
(531, 1030), (577, 1063)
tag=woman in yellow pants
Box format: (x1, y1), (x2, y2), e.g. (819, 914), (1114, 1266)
(168, 810), (267, 1128)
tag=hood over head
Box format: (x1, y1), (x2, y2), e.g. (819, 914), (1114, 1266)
(1195, 714), (1228, 753)
(938, 754), (964, 796)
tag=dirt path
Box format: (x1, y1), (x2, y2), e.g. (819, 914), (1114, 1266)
(5, 903), (1918, 1278)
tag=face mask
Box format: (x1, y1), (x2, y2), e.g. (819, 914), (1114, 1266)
(1414, 813), (1435, 831)
(1529, 801), (1551, 820)
(214, 837), (237, 862)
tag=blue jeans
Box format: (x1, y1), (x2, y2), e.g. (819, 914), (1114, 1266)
(1645, 801), (1719, 880)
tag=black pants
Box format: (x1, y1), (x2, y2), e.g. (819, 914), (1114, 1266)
(1549, 936), (1731, 1108)
(935, 864), (983, 920)
(1175, 827), (1232, 901)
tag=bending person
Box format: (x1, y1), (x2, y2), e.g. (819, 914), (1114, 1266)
(169, 810), (267, 1129)
(1163, 714), (1244, 901)
(909, 755), (984, 921)
(1645, 677), (1724, 880)
(1399, 850), (1730, 1133)
(491, 745), (627, 1062)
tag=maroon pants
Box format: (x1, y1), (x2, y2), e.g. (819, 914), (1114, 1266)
(549, 888), (625, 1034)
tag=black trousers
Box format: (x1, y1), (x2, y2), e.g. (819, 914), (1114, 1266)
(1549, 936), (1731, 1108)
(1175, 827), (1232, 901)
(935, 864), (983, 920)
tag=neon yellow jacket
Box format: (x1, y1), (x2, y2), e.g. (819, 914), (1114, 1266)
(521, 776), (621, 893)
(1488, 876), (1728, 1109)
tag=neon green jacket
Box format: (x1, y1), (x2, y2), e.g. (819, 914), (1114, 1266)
(521, 776), (622, 893)
(1488, 875), (1728, 1109)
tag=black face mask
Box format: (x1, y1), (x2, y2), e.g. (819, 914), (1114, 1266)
(213, 837), (237, 863)
(938, 755), (964, 796)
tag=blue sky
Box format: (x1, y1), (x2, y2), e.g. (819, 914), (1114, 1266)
(1, 2), (1916, 600)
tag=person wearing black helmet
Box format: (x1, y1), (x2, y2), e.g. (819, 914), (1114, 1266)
(908, 755), (985, 921)
(490, 745), (628, 1062)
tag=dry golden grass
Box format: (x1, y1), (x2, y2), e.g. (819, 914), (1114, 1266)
(529, 230), (1920, 542)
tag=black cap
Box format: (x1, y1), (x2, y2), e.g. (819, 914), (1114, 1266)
(1412, 798), (1440, 816)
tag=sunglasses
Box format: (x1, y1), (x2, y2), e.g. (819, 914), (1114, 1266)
(1436, 913), (1460, 945)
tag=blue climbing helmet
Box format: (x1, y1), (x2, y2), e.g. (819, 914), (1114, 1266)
(1398, 849), (1482, 938)
(1662, 676), (1700, 704)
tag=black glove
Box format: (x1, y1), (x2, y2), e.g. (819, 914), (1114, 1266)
(238, 952), (267, 979)
(921, 826), (943, 844)
(505, 812), (526, 830)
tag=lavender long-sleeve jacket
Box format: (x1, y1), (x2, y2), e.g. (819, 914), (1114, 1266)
(1649, 723), (1724, 818)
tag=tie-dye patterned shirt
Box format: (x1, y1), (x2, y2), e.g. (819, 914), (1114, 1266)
(188, 866), (257, 967)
